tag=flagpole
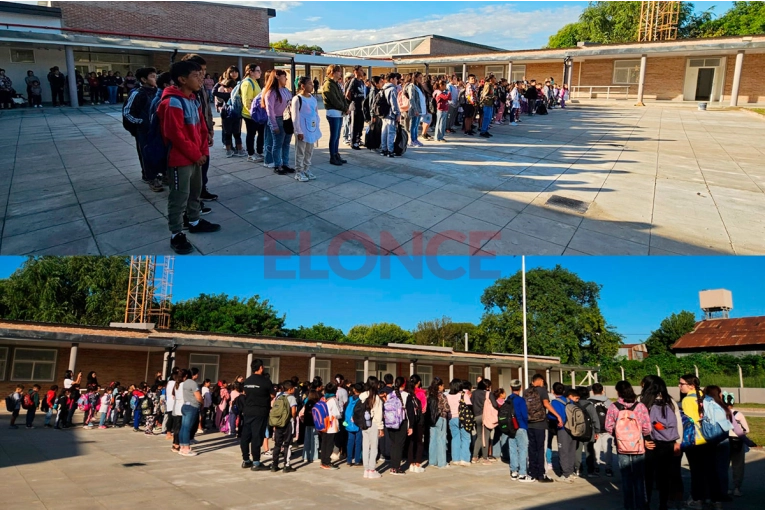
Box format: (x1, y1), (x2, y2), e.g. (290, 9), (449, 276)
(522, 256), (529, 387)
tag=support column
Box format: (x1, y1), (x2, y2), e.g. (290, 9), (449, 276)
(65, 45), (78, 107)
(290, 59), (297, 94)
(363, 358), (370, 382)
(484, 365), (491, 381)
(570, 370), (576, 388)
(305, 64), (312, 82)
(729, 50), (745, 107)
(593, 371), (599, 384)
(237, 56), (244, 74)
(518, 366), (523, 389)
(309, 354), (316, 380)
(507, 61), (513, 83)
(566, 59), (574, 87)
(636, 54), (647, 106)
(449, 363), (454, 381)
(424, 63), (430, 76)
(410, 362), (415, 377)
(367, 66), (372, 79)
(246, 351), (253, 375)
(462, 63), (467, 81)
(546, 368), (551, 389)
(68, 343), (79, 372)
(162, 348), (172, 380)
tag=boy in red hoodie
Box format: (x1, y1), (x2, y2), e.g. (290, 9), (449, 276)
(157, 60), (220, 255)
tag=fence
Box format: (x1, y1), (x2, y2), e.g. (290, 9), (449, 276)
(603, 386), (765, 404)
(571, 85), (632, 100)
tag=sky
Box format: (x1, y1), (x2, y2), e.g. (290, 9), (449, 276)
(14, 1), (733, 51)
(1, 256), (763, 343)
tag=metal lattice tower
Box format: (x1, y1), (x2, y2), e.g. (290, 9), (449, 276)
(124, 256), (174, 329)
(638, 1), (681, 42)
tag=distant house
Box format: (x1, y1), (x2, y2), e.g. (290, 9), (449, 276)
(672, 317), (765, 357)
(616, 344), (648, 361)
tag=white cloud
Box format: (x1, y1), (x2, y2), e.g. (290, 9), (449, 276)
(215, 0), (303, 11)
(305, 16), (322, 22)
(271, 3), (583, 51)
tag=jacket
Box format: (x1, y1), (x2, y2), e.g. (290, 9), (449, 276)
(292, 94), (322, 144)
(195, 87), (214, 136)
(123, 85), (158, 137)
(382, 83), (400, 119)
(264, 87), (292, 128)
(508, 393), (529, 430)
(48, 72), (66, 89)
(321, 78), (348, 113)
(434, 89), (451, 112)
(578, 398), (600, 440)
(359, 391), (384, 429)
(240, 77), (261, 120)
(404, 83), (422, 116)
(156, 86), (209, 167)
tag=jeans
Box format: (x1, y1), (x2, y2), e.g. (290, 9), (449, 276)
(133, 408), (141, 430)
(263, 125), (274, 165)
(179, 404), (199, 447)
(44, 409), (53, 427)
(508, 428), (529, 476)
(243, 117), (264, 156)
(303, 425), (319, 462)
(618, 453), (647, 510)
(342, 114), (350, 142)
(346, 430), (363, 465)
(429, 417), (447, 467)
(326, 116), (342, 156)
(362, 424), (380, 471)
(435, 110), (448, 141)
(222, 117), (242, 149)
(240, 414), (268, 463)
(25, 409), (36, 427)
(99, 411), (107, 427)
(716, 439), (730, 499)
(408, 114), (420, 144)
(107, 85), (118, 104)
(449, 417), (470, 463)
(446, 105), (457, 129)
(527, 426), (546, 479)
(381, 118), (397, 153)
(267, 117), (292, 168)
(480, 105), (493, 133)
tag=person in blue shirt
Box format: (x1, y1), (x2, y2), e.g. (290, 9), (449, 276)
(506, 380), (532, 482)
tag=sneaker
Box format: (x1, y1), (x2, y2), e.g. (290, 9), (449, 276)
(539, 476), (555, 483)
(437, 139), (447, 143)
(281, 166), (296, 174)
(98, 425), (107, 429)
(387, 153), (395, 158)
(511, 122), (518, 126)
(368, 470), (382, 479)
(226, 150), (235, 158)
(518, 475), (536, 483)
(270, 464), (280, 473)
(479, 132), (491, 138)
(556, 476), (573, 484)
(320, 464), (339, 470)
(330, 452), (340, 462)
(389, 469), (406, 476)
(685, 500), (703, 510)
(304, 169), (316, 180)
(188, 218), (221, 234)
(170, 233), (194, 255)
(235, 149), (248, 157)
(587, 471), (598, 478)
(148, 178), (164, 193)
(545, 463), (553, 472)
(247, 156), (259, 163)
(251, 463), (268, 472)
(605, 469), (614, 477)
(200, 189), (218, 201)
(283, 466), (296, 473)
(460, 461), (471, 467)
(380, 150), (389, 157)
(294, 172), (309, 183)
(363, 470), (370, 478)
(200, 202), (212, 215)
(179, 450), (198, 457)
(511, 472), (519, 480)
(262, 450), (273, 458)
(242, 460), (253, 469)
(733, 488), (742, 497)
(415, 466), (425, 473)
(263, 162), (275, 169)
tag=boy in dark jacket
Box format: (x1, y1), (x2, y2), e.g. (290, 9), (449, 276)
(123, 67), (162, 192)
(48, 67), (66, 107)
(26, 385), (40, 429)
(157, 61), (220, 255)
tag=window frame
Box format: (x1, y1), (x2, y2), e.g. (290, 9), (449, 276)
(188, 353), (220, 384)
(612, 60), (641, 85)
(468, 366), (483, 387)
(11, 347), (57, 382)
(0, 346), (8, 380)
(417, 365), (433, 387)
(510, 65), (526, 83)
(10, 48), (35, 64)
(314, 359), (331, 384)
(262, 357), (280, 383)
(485, 65), (506, 80)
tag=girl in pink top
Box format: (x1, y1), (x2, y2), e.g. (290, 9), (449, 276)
(263, 70), (294, 174)
(446, 379), (472, 465)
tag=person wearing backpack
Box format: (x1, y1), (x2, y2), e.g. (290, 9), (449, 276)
(549, 387), (579, 483)
(319, 382), (342, 470)
(292, 76), (321, 183)
(427, 377), (449, 469)
(22, 384), (40, 429)
(7, 385), (23, 429)
(269, 381), (298, 473)
(704, 385), (734, 506)
(122, 67), (162, 192)
(445, 379), (471, 466)
(406, 375), (427, 473)
(54, 388), (70, 429)
(524, 374), (561, 483)
(41, 384), (57, 428)
(587, 382), (614, 477)
(240, 64), (265, 163)
(380, 73), (401, 158)
(358, 378), (384, 478)
(606, 381), (652, 510)
(471, 379), (499, 464)
(343, 383), (364, 468)
(575, 387), (599, 477)
(724, 394), (750, 498)
(302, 389), (321, 464)
(640, 376), (682, 510)
(346, 65), (367, 151)
(263, 70), (294, 176)
(504, 380), (532, 482)
(385, 377), (414, 475)
(402, 73), (423, 148)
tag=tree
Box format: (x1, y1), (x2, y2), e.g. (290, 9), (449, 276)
(644, 310), (697, 355)
(546, 23), (585, 48)
(0, 256), (129, 326)
(288, 322), (346, 342)
(697, 2), (765, 37)
(344, 323), (413, 346)
(410, 316), (479, 351)
(477, 266), (622, 364)
(171, 293), (285, 336)
(270, 39), (324, 54)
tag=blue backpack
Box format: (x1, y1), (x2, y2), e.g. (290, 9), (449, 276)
(250, 93), (268, 124)
(700, 396), (732, 444)
(312, 399), (330, 433)
(343, 396), (360, 432)
(142, 95), (171, 178)
(226, 79), (245, 120)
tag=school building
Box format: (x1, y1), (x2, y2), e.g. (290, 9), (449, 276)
(0, 319), (597, 396)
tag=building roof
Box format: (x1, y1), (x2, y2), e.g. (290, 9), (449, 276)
(330, 35), (505, 58)
(672, 317), (765, 351)
(0, 1), (61, 18)
(0, 320), (596, 371)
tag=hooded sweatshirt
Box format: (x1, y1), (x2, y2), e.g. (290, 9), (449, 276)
(382, 82), (400, 119)
(156, 86), (209, 167)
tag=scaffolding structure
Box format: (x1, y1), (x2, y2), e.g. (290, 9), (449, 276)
(638, 1), (681, 42)
(124, 256), (174, 329)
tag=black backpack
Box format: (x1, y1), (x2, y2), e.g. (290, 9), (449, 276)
(428, 396), (440, 426)
(352, 398), (370, 431)
(5, 394), (15, 412)
(362, 90), (374, 123)
(394, 124), (408, 156)
(372, 89), (391, 118)
(498, 396), (519, 438)
(590, 399), (608, 431)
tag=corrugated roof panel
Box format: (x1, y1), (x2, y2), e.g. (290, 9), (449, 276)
(672, 317), (765, 349)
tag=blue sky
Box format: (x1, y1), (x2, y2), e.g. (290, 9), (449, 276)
(1, 256), (763, 343)
(255, 1), (733, 51)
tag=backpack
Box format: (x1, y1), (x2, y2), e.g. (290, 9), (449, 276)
(250, 93), (268, 124)
(268, 395), (291, 428)
(129, 394), (140, 411)
(393, 124), (408, 157)
(211, 390), (221, 407)
(312, 399), (330, 433)
(22, 393), (34, 410)
(649, 403), (679, 442)
(680, 411), (697, 450)
(228, 78), (248, 119)
(344, 396), (360, 432)
(613, 402), (645, 455)
(140, 396), (153, 416)
(142, 95), (171, 179)
(362, 90), (374, 123)
(731, 411), (746, 438)
(483, 393), (498, 430)
(40, 393), (50, 412)
(372, 89), (391, 118)
(498, 395), (519, 438)
(564, 400), (592, 441)
(700, 397), (732, 444)
(590, 399), (608, 431)
(524, 386), (546, 423)
(397, 88), (410, 113)
(427, 95), (437, 116)
(5, 394), (15, 412)
(364, 117), (382, 151)
(352, 397), (370, 431)
(458, 392), (475, 433)
(77, 394), (90, 412)
(428, 396), (440, 426)
(383, 391), (406, 430)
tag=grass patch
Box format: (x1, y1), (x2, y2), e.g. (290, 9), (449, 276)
(747, 417), (765, 447)
(750, 108), (765, 116)
(738, 403), (765, 409)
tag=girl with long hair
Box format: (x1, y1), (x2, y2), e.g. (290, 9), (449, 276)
(320, 64), (349, 166)
(360, 376), (384, 479)
(406, 374), (427, 472)
(386, 376), (414, 475)
(263, 69), (294, 174)
(427, 377), (450, 468)
(705, 385), (733, 503)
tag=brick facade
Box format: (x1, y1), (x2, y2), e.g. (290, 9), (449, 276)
(722, 52), (765, 104)
(52, 1), (271, 49)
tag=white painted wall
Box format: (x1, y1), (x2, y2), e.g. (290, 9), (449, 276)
(1, 46), (70, 103)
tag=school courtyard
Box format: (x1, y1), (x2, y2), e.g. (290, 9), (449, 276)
(1, 413), (762, 510)
(1, 103), (764, 256)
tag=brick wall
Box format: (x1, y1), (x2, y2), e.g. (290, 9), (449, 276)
(722, 53), (765, 104)
(524, 62), (570, 84)
(52, 1), (271, 48)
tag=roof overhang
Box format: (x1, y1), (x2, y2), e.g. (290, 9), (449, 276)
(290, 53), (395, 69)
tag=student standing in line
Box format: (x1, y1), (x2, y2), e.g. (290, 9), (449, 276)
(291, 76), (320, 183)
(524, 374), (560, 483)
(123, 67), (162, 192)
(445, 379), (471, 466)
(302, 389), (321, 464)
(406, 375), (427, 473)
(506, 380), (533, 482)
(215, 79), (244, 158)
(263, 69), (294, 176)
(344, 383), (364, 468)
(240, 64), (265, 162)
(42, 385), (58, 428)
(380, 73), (401, 158)
(320, 382), (343, 470)
(386, 377), (414, 475)
(271, 381), (298, 473)
(433, 79), (451, 143)
(321, 64), (349, 166)
(588, 382), (614, 477)
(427, 377), (450, 469)
(241, 359), (275, 471)
(178, 369), (202, 456)
(725, 394), (749, 498)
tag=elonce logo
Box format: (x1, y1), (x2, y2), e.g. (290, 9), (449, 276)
(263, 230), (502, 280)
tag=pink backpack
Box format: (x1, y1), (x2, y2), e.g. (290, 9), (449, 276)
(613, 402), (644, 455)
(483, 393), (498, 429)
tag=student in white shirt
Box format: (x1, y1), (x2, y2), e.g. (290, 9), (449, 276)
(291, 76), (322, 183)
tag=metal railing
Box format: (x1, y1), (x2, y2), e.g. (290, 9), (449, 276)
(571, 85), (632, 100)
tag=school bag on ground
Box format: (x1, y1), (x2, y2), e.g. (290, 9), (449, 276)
(393, 124), (408, 156)
(649, 403), (679, 442)
(700, 396), (732, 443)
(344, 397), (360, 432)
(312, 399), (330, 433)
(536, 102), (548, 115)
(384, 391), (406, 430)
(613, 402), (644, 455)
(268, 394), (291, 428)
(590, 399), (608, 432)
(524, 387), (546, 423)
(365, 118), (382, 151)
(458, 392), (475, 433)
(563, 400), (592, 441)
(497, 396), (519, 438)
(483, 393), (498, 429)
(351, 398), (370, 431)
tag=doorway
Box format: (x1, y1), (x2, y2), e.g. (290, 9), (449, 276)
(695, 68), (715, 101)
(683, 57), (725, 102)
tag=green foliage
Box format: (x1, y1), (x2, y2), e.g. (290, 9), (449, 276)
(546, 23), (584, 48)
(344, 322), (413, 346)
(476, 265), (622, 364)
(288, 322), (346, 342)
(270, 39), (324, 54)
(645, 310), (697, 355)
(170, 293), (285, 336)
(410, 316), (478, 351)
(0, 256), (129, 326)
(698, 1), (765, 36)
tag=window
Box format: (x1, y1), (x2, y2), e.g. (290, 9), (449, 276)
(689, 58), (721, 68)
(355, 360), (374, 384)
(417, 365), (433, 387)
(10, 48), (35, 63)
(511, 65), (526, 83)
(263, 357), (280, 383)
(11, 348), (56, 381)
(189, 354), (219, 384)
(486, 65), (505, 80)
(375, 361), (395, 381)
(314, 360), (331, 384)
(613, 60), (641, 84)
(468, 366), (482, 386)
(0, 347), (7, 380)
